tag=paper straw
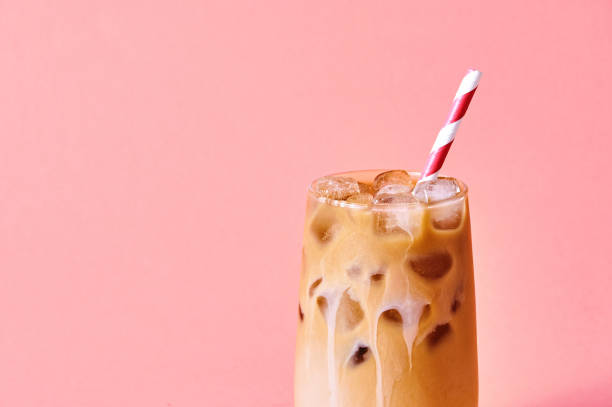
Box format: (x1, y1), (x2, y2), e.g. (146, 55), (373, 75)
(418, 69), (482, 182)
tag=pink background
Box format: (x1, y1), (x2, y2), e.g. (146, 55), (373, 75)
(1, 1), (611, 406)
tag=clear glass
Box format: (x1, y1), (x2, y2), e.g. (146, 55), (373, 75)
(294, 170), (478, 407)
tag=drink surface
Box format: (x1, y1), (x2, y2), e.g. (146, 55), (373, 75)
(295, 170), (478, 407)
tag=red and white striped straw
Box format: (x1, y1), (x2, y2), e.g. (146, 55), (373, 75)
(418, 69), (482, 182)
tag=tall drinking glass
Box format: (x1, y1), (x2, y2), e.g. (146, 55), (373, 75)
(294, 170), (478, 407)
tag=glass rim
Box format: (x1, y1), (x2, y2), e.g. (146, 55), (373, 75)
(307, 169), (469, 209)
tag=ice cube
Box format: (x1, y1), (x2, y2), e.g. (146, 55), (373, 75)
(373, 170), (416, 191)
(346, 264), (362, 279)
(451, 286), (465, 313)
(370, 272), (385, 282)
(350, 345), (369, 366)
(336, 291), (364, 331)
(309, 278), (322, 297)
(412, 178), (460, 203)
(408, 251), (453, 279)
(431, 201), (464, 230)
(310, 209), (340, 243)
(381, 309), (403, 323)
(358, 182), (375, 195)
(313, 176), (360, 200)
(346, 193), (374, 205)
(372, 184), (422, 238)
(419, 304), (431, 325)
(374, 209), (419, 240)
(316, 296), (328, 318)
(413, 179), (464, 229)
(377, 183), (413, 195)
(427, 323), (451, 347)
(373, 184), (416, 205)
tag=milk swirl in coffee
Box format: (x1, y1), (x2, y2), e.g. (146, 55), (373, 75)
(295, 169), (478, 407)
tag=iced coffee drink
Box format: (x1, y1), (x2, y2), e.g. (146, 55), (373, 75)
(295, 169), (478, 407)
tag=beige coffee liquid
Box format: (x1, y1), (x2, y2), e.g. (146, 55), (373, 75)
(294, 170), (478, 407)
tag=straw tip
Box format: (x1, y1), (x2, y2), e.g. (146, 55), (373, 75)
(467, 69), (483, 79)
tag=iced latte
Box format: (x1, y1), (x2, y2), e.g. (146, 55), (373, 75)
(295, 169), (478, 407)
